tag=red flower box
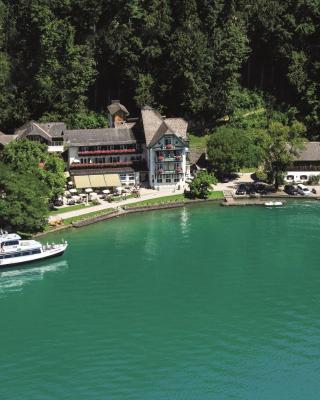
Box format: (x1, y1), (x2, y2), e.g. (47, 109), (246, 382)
(166, 144), (173, 150)
(158, 156), (164, 161)
(78, 149), (136, 156)
(70, 161), (134, 169)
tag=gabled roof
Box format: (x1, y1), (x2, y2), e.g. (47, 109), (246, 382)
(293, 142), (320, 161)
(0, 133), (18, 145)
(107, 101), (129, 116)
(65, 128), (137, 146)
(141, 106), (188, 147)
(164, 118), (188, 138)
(15, 121), (66, 141)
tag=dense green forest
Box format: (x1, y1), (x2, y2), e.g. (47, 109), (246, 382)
(0, 0), (319, 136)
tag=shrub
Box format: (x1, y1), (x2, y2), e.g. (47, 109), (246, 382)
(306, 175), (320, 185)
(254, 170), (268, 182)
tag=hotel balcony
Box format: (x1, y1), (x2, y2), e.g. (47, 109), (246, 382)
(78, 149), (137, 156)
(70, 161), (147, 170)
(156, 168), (184, 175)
(48, 145), (64, 153)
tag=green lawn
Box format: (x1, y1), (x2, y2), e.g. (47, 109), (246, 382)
(62, 208), (115, 225)
(125, 191), (224, 208)
(239, 167), (256, 173)
(49, 203), (88, 216)
(207, 191), (224, 199)
(125, 194), (185, 208)
(189, 134), (209, 150)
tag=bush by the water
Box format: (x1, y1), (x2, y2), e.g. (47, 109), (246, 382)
(307, 175), (320, 185)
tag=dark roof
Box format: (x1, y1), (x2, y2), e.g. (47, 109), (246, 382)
(0, 133), (18, 145)
(107, 102), (129, 116)
(15, 121), (66, 140)
(141, 106), (188, 147)
(293, 142), (320, 162)
(189, 148), (207, 166)
(65, 128), (137, 146)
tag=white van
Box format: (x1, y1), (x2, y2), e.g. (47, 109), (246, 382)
(297, 184), (311, 196)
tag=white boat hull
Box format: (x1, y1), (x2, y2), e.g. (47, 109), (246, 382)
(0, 244), (67, 268)
(264, 201), (283, 207)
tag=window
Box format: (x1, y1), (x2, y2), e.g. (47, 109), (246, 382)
(300, 175), (308, 180)
(120, 174), (126, 181)
(110, 156), (120, 163)
(166, 176), (172, 183)
(3, 240), (19, 246)
(174, 175), (180, 182)
(165, 137), (172, 145)
(129, 174), (135, 181)
(286, 175), (294, 180)
(31, 249), (41, 255)
(157, 177), (162, 183)
(131, 155), (141, 161)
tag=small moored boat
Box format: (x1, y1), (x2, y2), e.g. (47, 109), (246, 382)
(0, 230), (67, 268)
(264, 201), (283, 207)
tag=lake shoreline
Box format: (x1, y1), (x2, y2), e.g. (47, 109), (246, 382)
(34, 194), (320, 238)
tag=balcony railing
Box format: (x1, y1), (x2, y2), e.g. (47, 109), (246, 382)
(70, 161), (147, 170)
(156, 168), (184, 175)
(78, 149), (137, 156)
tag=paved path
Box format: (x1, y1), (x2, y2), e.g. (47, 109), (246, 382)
(51, 173), (254, 221)
(53, 188), (184, 220)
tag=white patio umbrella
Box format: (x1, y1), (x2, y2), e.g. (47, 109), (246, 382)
(85, 188), (93, 193)
(102, 189), (110, 194)
(67, 181), (73, 186)
(69, 188), (78, 194)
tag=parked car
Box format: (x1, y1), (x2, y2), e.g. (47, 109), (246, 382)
(253, 182), (268, 194)
(284, 185), (298, 195)
(236, 184), (247, 195)
(297, 184), (311, 196)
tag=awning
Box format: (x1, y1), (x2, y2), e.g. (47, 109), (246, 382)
(89, 174), (106, 187)
(104, 174), (121, 187)
(74, 175), (91, 188)
(73, 174), (121, 188)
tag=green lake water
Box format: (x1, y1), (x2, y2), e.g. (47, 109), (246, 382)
(1, 202), (320, 399)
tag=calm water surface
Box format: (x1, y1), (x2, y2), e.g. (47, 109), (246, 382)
(1, 202), (320, 399)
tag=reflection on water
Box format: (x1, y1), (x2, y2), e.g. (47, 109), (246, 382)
(180, 207), (190, 237)
(0, 260), (68, 297)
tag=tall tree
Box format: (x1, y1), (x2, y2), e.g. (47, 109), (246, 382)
(1, 140), (66, 202)
(0, 163), (49, 233)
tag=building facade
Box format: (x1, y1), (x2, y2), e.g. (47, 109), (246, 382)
(285, 142), (320, 183)
(65, 126), (147, 189)
(14, 121), (66, 152)
(141, 106), (191, 189)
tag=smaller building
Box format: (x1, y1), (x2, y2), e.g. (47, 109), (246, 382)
(285, 142), (320, 182)
(0, 132), (18, 149)
(14, 121), (66, 152)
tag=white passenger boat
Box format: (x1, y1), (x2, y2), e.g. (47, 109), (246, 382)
(0, 231), (67, 268)
(264, 201), (283, 207)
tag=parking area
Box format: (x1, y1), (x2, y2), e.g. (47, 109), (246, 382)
(214, 173), (320, 198)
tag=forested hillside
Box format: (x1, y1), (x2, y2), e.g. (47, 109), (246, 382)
(0, 0), (319, 136)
